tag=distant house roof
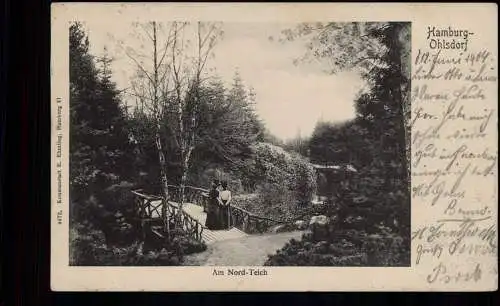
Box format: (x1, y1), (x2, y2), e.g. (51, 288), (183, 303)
(312, 164), (358, 172)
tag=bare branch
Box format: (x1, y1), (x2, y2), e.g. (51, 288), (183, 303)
(351, 56), (382, 66)
(171, 23), (184, 104)
(157, 25), (177, 68)
(199, 24), (217, 49)
(140, 22), (155, 43)
(158, 64), (171, 87)
(124, 48), (155, 85)
(123, 90), (154, 102)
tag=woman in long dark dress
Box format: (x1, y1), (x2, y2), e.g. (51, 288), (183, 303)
(205, 182), (220, 230)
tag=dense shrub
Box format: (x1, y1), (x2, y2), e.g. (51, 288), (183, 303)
(70, 223), (207, 266)
(264, 22), (411, 267)
(256, 182), (296, 219)
(265, 229), (407, 267)
(69, 222), (108, 266)
(264, 235), (367, 266)
(266, 147), (410, 266)
(168, 229), (208, 256)
(232, 193), (324, 224)
(97, 181), (137, 217)
(250, 143), (316, 193)
(235, 142), (316, 218)
(190, 167), (244, 193)
(362, 232), (408, 266)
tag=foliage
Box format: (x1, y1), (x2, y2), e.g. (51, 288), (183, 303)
(69, 22), (136, 226)
(309, 120), (371, 168)
(264, 22), (411, 266)
(265, 236), (368, 266)
(230, 142), (317, 220)
(283, 134), (310, 157)
(256, 183), (297, 221)
(128, 74), (265, 192)
(70, 223), (207, 266)
(231, 194), (326, 224)
(69, 21), (412, 267)
(288, 22), (410, 234)
(69, 23), (209, 266)
(187, 74), (264, 188)
(265, 229), (407, 266)
(252, 142), (316, 204)
(123, 22), (226, 210)
(193, 167), (244, 193)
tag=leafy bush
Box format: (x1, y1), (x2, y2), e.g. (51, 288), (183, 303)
(235, 143), (316, 219)
(69, 222), (107, 266)
(168, 230), (208, 256)
(231, 192), (320, 224)
(265, 230), (407, 267)
(191, 167), (244, 193)
(256, 182), (297, 220)
(362, 233), (408, 266)
(70, 223), (207, 266)
(72, 181), (139, 247)
(264, 234), (367, 266)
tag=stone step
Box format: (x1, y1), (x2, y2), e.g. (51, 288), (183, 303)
(202, 227), (248, 244)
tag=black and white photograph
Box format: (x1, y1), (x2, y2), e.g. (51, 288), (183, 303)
(68, 21), (411, 267)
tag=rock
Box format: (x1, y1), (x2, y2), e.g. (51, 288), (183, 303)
(313, 241), (330, 254)
(278, 225), (292, 233)
(315, 241), (329, 247)
(339, 239), (355, 249)
(136, 242), (144, 256)
(309, 215), (330, 241)
(309, 215), (329, 227)
(294, 220), (307, 230)
(270, 224), (283, 233)
(169, 256), (180, 265)
(271, 224), (290, 233)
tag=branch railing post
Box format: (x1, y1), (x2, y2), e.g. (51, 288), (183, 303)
(132, 186), (290, 240)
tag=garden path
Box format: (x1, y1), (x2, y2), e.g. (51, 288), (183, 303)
(183, 230), (304, 266)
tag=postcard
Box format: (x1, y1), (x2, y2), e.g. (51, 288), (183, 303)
(51, 3), (497, 291)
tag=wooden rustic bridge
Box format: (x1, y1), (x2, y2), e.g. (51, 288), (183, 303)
(131, 185), (288, 244)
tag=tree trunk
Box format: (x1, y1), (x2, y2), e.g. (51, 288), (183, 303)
(178, 144), (194, 220)
(172, 22), (186, 223)
(151, 22), (171, 235)
(391, 22), (411, 180)
(176, 101), (185, 222)
(179, 161), (187, 209)
(155, 129), (170, 235)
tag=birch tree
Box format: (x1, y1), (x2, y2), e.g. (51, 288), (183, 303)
(169, 22), (223, 218)
(119, 21), (223, 228)
(119, 21), (177, 233)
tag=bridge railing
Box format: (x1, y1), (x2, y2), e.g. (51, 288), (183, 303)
(132, 185), (289, 238)
(131, 190), (164, 219)
(229, 205), (285, 234)
(131, 189), (205, 241)
(166, 185), (288, 234)
(165, 201), (205, 241)
(167, 185), (209, 211)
